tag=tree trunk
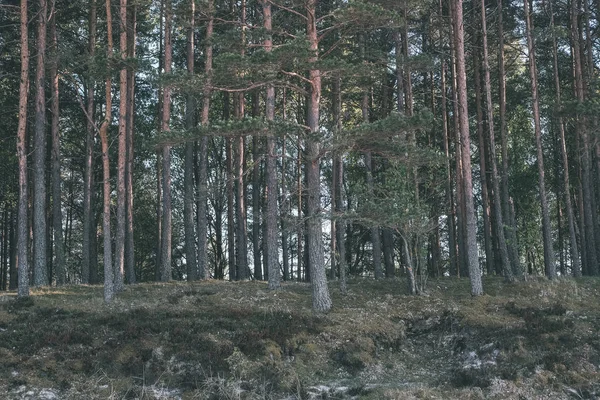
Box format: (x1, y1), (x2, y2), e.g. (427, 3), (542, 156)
(33, 0), (48, 287)
(262, 0), (280, 289)
(49, 10), (65, 285)
(453, 0), (483, 295)
(125, 1), (136, 284)
(571, 0), (598, 276)
(333, 75), (347, 292)
(480, 0), (514, 281)
(524, 0), (556, 278)
(17, 0), (30, 297)
(252, 94), (262, 281)
(113, 0), (128, 290)
(82, 0), (97, 285)
(473, 44), (494, 276)
(160, 0), (173, 282)
(102, 0), (114, 302)
(550, 0), (580, 276)
(184, 0), (197, 281)
(306, 0), (332, 312)
(197, 0), (213, 280)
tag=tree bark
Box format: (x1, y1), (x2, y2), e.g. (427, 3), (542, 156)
(124, 1), (136, 284)
(480, 0), (514, 281)
(453, 0), (483, 295)
(102, 0), (114, 302)
(549, 0), (580, 276)
(50, 9), (66, 285)
(160, 0), (173, 282)
(82, 0), (97, 285)
(197, 0), (213, 280)
(262, 0), (280, 289)
(571, 0), (598, 275)
(184, 0), (197, 281)
(33, 0), (48, 286)
(17, 0), (30, 297)
(306, 0), (332, 312)
(524, 0), (556, 278)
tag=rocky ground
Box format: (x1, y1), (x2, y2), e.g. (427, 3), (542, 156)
(0, 277), (599, 399)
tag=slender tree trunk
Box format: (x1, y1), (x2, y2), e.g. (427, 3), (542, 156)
(252, 94), (262, 281)
(549, 0), (580, 276)
(524, 0), (556, 278)
(184, 0), (197, 281)
(481, 0), (514, 281)
(333, 75), (347, 292)
(101, 0), (114, 302)
(113, 0), (128, 290)
(197, 0), (213, 280)
(124, 1), (136, 284)
(17, 0), (30, 297)
(306, 0), (332, 312)
(571, 0), (598, 275)
(226, 98), (236, 281)
(262, 0), (280, 289)
(453, 0), (483, 294)
(33, 0), (48, 286)
(160, 0), (173, 282)
(498, 0), (521, 274)
(49, 8), (65, 285)
(82, 0), (97, 285)
(473, 45), (494, 276)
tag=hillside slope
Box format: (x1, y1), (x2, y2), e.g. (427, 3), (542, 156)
(0, 277), (599, 399)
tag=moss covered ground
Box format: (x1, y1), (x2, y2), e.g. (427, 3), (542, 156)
(0, 276), (599, 399)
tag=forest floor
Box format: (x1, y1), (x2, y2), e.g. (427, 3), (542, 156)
(0, 276), (599, 399)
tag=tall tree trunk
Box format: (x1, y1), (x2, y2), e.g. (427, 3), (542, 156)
(125, 1), (136, 284)
(184, 0), (197, 281)
(102, 0), (114, 302)
(333, 74), (347, 292)
(252, 94), (262, 281)
(113, 0), (128, 290)
(82, 0), (97, 285)
(549, 0), (580, 276)
(473, 44), (494, 276)
(225, 96), (236, 281)
(160, 0), (173, 282)
(571, 0), (598, 275)
(33, 0), (48, 286)
(481, 0), (514, 281)
(17, 0), (30, 297)
(524, 0), (556, 278)
(197, 0), (213, 280)
(49, 8), (65, 285)
(453, 0), (483, 295)
(498, 0), (521, 274)
(306, 0), (332, 312)
(262, 0), (280, 289)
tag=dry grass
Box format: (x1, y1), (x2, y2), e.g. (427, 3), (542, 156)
(0, 276), (599, 399)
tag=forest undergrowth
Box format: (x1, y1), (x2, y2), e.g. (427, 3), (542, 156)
(0, 277), (599, 399)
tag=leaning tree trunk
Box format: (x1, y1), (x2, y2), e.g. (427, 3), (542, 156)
(453, 0), (483, 295)
(524, 0), (556, 278)
(17, 0), (30, 297)
(33, 0), (48, 286)
(306, 0), (332, 312)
